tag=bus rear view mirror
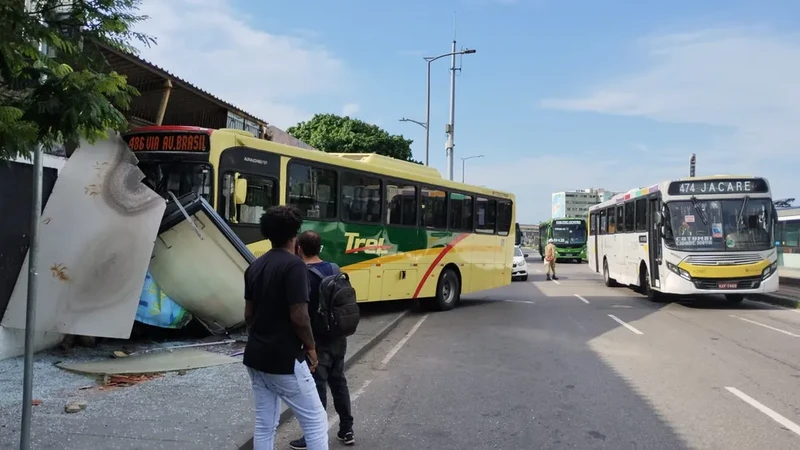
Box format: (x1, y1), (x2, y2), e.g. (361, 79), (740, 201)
(234, 177), (248, 205)
(654, 211), (663, 225)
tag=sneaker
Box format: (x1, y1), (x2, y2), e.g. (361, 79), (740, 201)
(337, 430), (355, 445)
(552, 275), (559, 280)
(546, 275), (551, 281)
(289, 436), (307, 450)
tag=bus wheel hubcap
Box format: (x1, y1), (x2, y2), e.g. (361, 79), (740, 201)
(443, 279), (453, 303)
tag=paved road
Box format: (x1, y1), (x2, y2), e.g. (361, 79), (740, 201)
(275, 253), (800, 449)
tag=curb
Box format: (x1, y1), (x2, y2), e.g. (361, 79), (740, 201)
(779, 276), (800, 288)
(235, 310), (411, 450)
(748, 293), (800, 310)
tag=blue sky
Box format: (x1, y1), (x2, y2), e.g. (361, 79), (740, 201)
(135, 0), (800, 223)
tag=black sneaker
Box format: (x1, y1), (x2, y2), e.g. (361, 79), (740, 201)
(289, 436), (307, 450)
(546, 275), (551, 281)
(337, 430), (355, 445)
(552, 275), (559, 280)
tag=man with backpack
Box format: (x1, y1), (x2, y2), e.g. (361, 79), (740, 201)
(290, 230), (359, 449)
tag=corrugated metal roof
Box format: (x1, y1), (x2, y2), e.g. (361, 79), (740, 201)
(100, 43), (268, 125)
(99, 44), (315, 150)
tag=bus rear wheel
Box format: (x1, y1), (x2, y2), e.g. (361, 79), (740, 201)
(427, 267), (461, 311)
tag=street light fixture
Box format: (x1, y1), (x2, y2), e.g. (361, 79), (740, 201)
(422, 47), (476, 169)
(399, 117), (427, 130)
(461, 154), (484, 183)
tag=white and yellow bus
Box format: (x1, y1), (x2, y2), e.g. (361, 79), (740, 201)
(587, 175), (779, 303)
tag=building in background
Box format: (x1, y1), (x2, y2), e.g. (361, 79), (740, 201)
(551, 188), (618, 219)
(519, 224), (539, 247)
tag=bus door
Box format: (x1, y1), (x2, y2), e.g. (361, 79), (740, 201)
(647, 196), (662, 286)
(218, 147), (282, 256)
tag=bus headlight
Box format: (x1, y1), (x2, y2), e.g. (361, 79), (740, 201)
(762, 261), (778, 280)
(666, 262), (692, 281)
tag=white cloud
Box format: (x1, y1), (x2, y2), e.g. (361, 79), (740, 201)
(497, 25), (800, 222)
(132, 0), (348, 129)
(341, 103), (361, 117)
(540, 26), (800, 161)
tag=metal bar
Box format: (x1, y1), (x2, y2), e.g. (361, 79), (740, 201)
(20, 144), (43, 450)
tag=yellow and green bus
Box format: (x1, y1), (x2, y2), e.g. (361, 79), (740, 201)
(124, 126), (518, 311)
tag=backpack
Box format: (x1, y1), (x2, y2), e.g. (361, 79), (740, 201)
(307, 263), (360, 340)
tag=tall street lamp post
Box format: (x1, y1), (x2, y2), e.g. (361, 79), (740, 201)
(461, 154), (484, 183)
(422, 47), (476, 169)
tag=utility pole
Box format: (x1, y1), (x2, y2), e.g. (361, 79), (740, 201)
(445, 38), (457, 181)
(690, 154), (696, 177)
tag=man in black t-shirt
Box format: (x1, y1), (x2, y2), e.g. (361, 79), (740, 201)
(243, 206), (328, 450)
(289, 230), (354, 449)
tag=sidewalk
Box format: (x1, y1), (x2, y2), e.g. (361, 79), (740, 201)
(0, 306), (409, 450)
(751, 268), (800, 309)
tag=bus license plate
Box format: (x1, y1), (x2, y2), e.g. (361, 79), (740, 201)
(718, 282), (738, 289)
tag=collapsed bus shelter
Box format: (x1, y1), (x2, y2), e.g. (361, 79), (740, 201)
(0, 43), (312, 346)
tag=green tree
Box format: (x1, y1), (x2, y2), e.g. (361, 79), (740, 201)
(287, 113), (421, 163)
(0, 0), (154, 160)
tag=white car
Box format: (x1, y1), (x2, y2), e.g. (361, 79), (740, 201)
(512, 245), (528, 281)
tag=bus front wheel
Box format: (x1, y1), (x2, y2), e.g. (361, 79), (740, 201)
(603, 259), (618, 287)
(427, 267), (461, 311)
(725, 294), (744, 304)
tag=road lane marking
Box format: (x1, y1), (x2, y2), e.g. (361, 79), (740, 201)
(379, 314), (428, 369)
(499, 299), (536, 305)
(725, 387), (800, 437)
(574, 294), (590, 304)
(535, 269), (542, 273)
(745, 299), (800, 315)
(607, 314), (644, 335)
(730, 314), (800, 338)
(328, 379), (373, 430)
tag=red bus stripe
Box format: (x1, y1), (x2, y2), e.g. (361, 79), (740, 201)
(412, 233), (469, 298)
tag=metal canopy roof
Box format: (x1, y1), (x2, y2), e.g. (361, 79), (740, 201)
(99, 43), (268, 130)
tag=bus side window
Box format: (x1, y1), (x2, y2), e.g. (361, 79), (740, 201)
(386, 182), (417, 226)
(624, 201), (635, 232)
(449, 192), (474, 232)
(288, 163), (338, 219)
(421, 186), (448, 229)
(223, 173), (277, 224)
(497, 200), (512, 236)
(616, 205), (625, 233)
(635, 198), (647, 231)
(475, 197), (497, 233)
(607, 207), (616, 234)
(599, 211), (606, 235)
(341, 171), (382, 223)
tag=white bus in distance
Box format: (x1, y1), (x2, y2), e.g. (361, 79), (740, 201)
(587, 175), (779, 303)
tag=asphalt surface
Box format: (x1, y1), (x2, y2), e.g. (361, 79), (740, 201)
(275, 251), (800, 449)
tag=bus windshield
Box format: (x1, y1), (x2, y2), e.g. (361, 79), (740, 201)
(138, 161), (212, 202)
(663, 198), (774, 251)
(552, 221), (587, 245)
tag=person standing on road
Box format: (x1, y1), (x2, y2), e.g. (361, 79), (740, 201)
(290, 230), (355, 449)
(544, 238), (559, 281)
(243, 206), (329, 450)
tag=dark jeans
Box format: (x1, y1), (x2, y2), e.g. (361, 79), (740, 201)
(314, 338), (353, 433)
